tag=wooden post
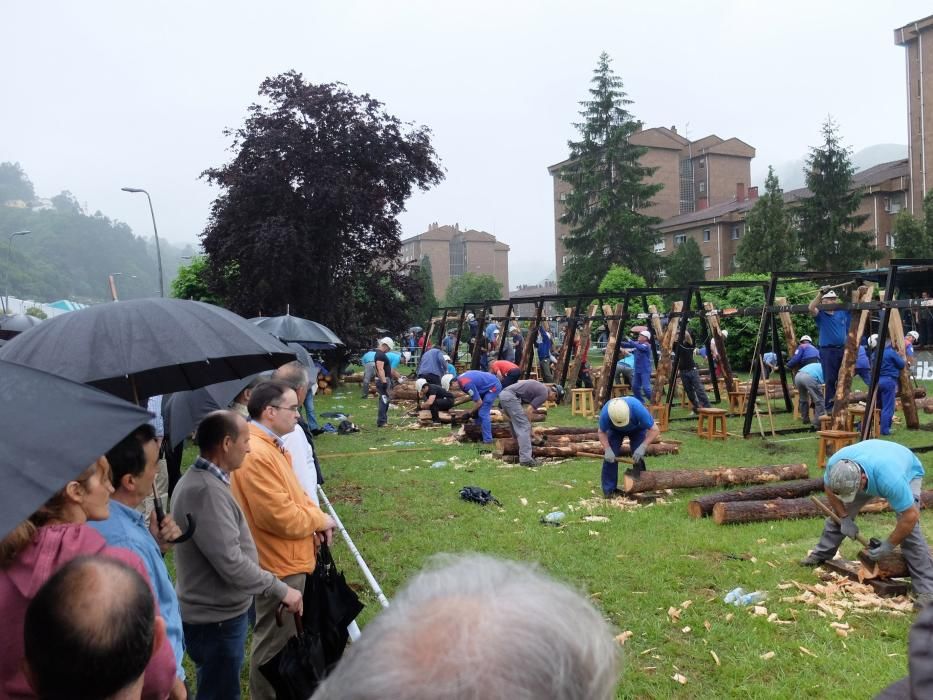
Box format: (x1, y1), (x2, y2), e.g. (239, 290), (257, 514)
(519, 300), (543, 379)
(555, 301), (581, 386)
(651, 301), (682, 403)
(831, 285), (874, 430)
(774, 296), (798, 359)
(595, 303), (624, 408)
(883, 292), (920, 429)
(565, 304), (597, 390)
(469, 305), (488, 370)
(704, 301), (736, 394)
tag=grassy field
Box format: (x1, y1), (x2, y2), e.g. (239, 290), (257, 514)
(177, 376), (933, 698)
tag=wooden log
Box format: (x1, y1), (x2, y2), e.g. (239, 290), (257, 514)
(687, 478), (825, 519)
(712, 490), (933, 525)
(651, 300), (682, 402)
(494, 440), (603, 458)
(883, 291), (920, 430)
(704, 301), (736, 393)
(624, 463), (808, 495)
(518, 302), (542, 379)
(343, 373), (364, 383)
(846, 387), (926, 404)
(775, 296), (797, 360)
(832, 285), (874, 429)
(542, 433), (600, 444)
(857, 549), (912, 580)
(494, 437), (679, 457)
(565, 304), (597, 389)
(595, 303), (624, 408)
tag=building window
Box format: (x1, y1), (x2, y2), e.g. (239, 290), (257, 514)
(561, 255), (568, 265)
(731, 225), (741, 240)
(698, 158), (705, 169)
(698, 181), (706, 194)
(653, 240), (666, 253)
(703, 256), (711, 270)
(703, 229), (711, 242)
(674, 233), (687, 246)
(559, 192), (568, 202)
(886, 234), (895, 248)
(449, 233), (466, 278)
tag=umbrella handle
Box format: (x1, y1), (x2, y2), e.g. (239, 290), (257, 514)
(150, 485), (197, 543)
(275, 603), (304, 636)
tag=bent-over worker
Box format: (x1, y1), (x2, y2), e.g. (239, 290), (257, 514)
(447, 371), (501, 443)
(416, 378), (455, 423)
(498, 381), (564, 468)
(597, 397), (660, 497)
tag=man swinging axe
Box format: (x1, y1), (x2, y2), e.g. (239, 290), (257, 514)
(498, 380), (564, 467)
(800, 440), (933, 610)
(598, 397), (661, 498)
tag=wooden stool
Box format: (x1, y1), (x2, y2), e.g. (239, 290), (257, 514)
(819, 415), (832, 431)
(817, 430), (859, 469)
(727, 390), (748, 415)
(847, 405), (881, 437)
(611, 385), (629, 398)
(570, 388), (595, 418)
(648, 403), (670, 432)
(697, 407), (728, 439)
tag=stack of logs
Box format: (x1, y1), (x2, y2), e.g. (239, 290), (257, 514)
(316, 372), (335, 395)
(417, 407), (539, 427)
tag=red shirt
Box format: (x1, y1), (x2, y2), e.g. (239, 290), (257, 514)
(490, 360), (519, 376)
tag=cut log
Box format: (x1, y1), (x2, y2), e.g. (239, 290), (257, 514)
(459, 424), (599, 441)
(565, 304), (597, 389)
(711, 490), (933, 524)
(687, 478), (825, 519)
(857, 549), (912, 580)
(594, 302), (624, 408)
(846, 388), (926, 404)
(704, 301), (736, 394)
(494, 438), (679, 457)
(343, 373), (364, 383)
(624, 463), (808, 495)
(831, 285), (874, 429)
(651, 300), (682, 402)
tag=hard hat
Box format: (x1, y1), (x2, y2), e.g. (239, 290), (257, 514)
(441, 374), (454, 391)
(494, 329), (500, 335)
(721, 329), (729, 339)
(607, 398), (631, 428)
(509, 326), (520, 333)
(826, 458), (863, 503)
(908, 330), (920, 341)
(800, 335), (812, 343)
(415, 378), (427, 393)
(822, 290), (838, 300)
(466, 313), (475, 321)
(868, 334), (879, 350)
(638, 330), (651, 339)
(551, 385), (566, 404)
(443, 354), (451, 363)
(379, 337), (395, 351)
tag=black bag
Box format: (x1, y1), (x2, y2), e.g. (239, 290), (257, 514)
(258, 608), (325, 700)
(459, 485), (501, 506)
(302, 542), (365, 671)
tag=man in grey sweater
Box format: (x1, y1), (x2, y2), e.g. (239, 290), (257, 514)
(172, 410), (303, 700)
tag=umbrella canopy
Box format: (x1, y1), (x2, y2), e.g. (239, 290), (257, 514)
(252, 314), (343, 349)
(0, 298), (296, 402)
(162, 375), (259, 449)
(0, 360), (152, 540)
(0, 313), (43, 340)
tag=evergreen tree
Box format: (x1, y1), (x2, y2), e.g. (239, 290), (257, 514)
(736, 167), (798, 272)
(412, 256), (438, 323)
(665, 237), (705, 288)
(892, 210), (930, 258)
(558, 52), (662, 294)
(797, 118), (876, 271)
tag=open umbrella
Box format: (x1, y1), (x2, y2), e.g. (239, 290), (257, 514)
(0, 298), (296, 402)
(162, 375), (259, 450)
(252, 314), (343, 349)
(0, 360), (152, 540)
(0, 313), (43, 340)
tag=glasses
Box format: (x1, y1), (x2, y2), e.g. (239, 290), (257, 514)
(270, 404), (301, 413)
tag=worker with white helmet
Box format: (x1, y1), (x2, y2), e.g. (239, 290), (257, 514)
(498, 381), (565, 467)
(786, 335), (823, 427)
(597, 397), (661, 497)
(907, 330), (920, 368)
(447, 370), (502, 443)
(876, 335), (907, 435)
(417, 377), (455, 423)
(374, 337), (397, 428)
(809, 286), (852, 411)
(801, 441), (933, 610)
(619, 329), (654, 404)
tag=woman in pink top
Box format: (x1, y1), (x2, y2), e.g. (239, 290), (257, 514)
(0, 455), (179, 699)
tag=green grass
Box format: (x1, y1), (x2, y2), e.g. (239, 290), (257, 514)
(175, 378), (933, 698)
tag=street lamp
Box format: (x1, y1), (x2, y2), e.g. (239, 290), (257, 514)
(107, 272), (137, 302)
(4, 230), (31, 315)
(121, 187), (165, 297)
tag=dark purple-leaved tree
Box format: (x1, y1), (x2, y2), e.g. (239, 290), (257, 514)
(201, 71), (444, 345)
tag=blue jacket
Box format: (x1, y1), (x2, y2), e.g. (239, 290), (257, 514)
(786, 343), (820, 369)
(880, 346), (906, 379)
(536, 328), (552, 356)
(855, 344), (870, 370)
(598, 398), (655, 435)
(457, 370), (501, 401)
(620, 340), (653, 373)
(815, 310), (851, 347)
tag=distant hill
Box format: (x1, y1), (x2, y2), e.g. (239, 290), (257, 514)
(754, 144), (908, 191)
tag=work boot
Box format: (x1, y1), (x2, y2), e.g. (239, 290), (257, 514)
(520, 458), (540, 468)
(914, 593), (933, 612)
(603, 488), (626, 499)
(798, 553), (827, 567)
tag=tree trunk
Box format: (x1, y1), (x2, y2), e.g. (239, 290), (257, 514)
(687, 478), (825, 518)
(624, 463), (808, 495)
(712, 491), (933, 525)
(883, 292), (920, 430)
(831, 285), (874, 429)
(704, 301), (736, 394)
(494, 437), (679, 457)
(595, 303), (624, 408)
(774, 296), (797, 359)
(857, 549), (912, 580)
(651, 301), (682, 402)
(565, 304), (597, 389)
(343, 373), (364, 383)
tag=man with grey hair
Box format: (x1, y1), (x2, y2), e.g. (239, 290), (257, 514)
(273, 361), (321, 505)
(313, 554), (620, 700)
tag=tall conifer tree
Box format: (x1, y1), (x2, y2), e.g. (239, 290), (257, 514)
(736, 166), (798, 272)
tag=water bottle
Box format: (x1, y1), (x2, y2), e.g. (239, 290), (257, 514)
(738, 591), (768, 606)
(724, 587), (745, 604)
(542, 511), (566, 525)
(430, 460), (448, 469)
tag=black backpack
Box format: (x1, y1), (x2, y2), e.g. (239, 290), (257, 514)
(459, 486), (501, 506)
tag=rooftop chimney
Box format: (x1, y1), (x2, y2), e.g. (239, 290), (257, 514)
(748, 186), (759, 201)
(735, 182), (746, 202)
(698, 197), (709, 211)
(671, 125), (677, 134)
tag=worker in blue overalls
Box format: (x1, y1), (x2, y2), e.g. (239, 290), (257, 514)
(620, 329), (654, 404)
(809, 288), (851, 411)
(869, 333), (906, 435)
(447, 370), (502, 443)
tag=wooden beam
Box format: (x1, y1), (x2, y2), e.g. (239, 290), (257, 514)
(831, 285), (874, 429)
(565, 304), (597, 390)
(651, 301), (682, 403)
(594, 303), (624, 408)
(774, 296), (798, 359)
(704, 302), (737, 394)
(882, 291), (920, 429)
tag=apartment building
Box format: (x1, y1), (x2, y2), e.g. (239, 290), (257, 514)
(400, 223), (509, 300)
(548, 126), (755, 279)
(895, 15), (933, 215)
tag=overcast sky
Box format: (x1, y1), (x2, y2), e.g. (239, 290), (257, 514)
(2, 1), (930, 287)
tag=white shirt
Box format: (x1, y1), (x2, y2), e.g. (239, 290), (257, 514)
(281, 425), (320, 505)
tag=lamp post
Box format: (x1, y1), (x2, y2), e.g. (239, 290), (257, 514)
(121, 187), (165, 297)
(107, 272), (137, 302)
(5, 230), (31, 315)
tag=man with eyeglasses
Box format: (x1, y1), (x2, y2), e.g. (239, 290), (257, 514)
(230, 380), (336, 700)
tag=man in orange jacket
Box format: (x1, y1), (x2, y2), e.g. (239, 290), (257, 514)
(231, 380), (336, 700)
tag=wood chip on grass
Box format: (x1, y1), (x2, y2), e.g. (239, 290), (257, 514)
(779, 575), (913, 618)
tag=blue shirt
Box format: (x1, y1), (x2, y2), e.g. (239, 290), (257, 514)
(764, 352), (777, 366)
(617, 354), (635, 369)
(362, 350), (401, 367)
(91, 501), (185, 680)
(880, 346), (906, 378)
(442, 335), (456, 353)
(856, 345), (870, 370)
(620, 340), (653, 373)
(798, 362), (824, 382)
(536, 328), (552, 356)
(457, 370), (501, 401)
(418, 348), (448, 377)
(485, 322), (499, 342)
(447, 362), (457, 377)
(598, 397), (655, 435)
(786, 343), (820, 369)
(825, 440), (924, 513)
(815, 309), (851, 347)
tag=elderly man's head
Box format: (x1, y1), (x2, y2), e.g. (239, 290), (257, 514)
(24, 555), (162, 700)
(313, 554), (620, 700)
(273, 361), (310, 403)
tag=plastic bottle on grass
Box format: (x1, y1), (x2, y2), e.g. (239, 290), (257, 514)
(737, 591), (768, 606)
(723, 587), (745, 604)
(542, 511), (566, 525)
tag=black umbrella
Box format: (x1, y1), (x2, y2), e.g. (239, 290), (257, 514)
(0, 360), (152, 540)
(252, 314), (344, 349)
(0, 313), (43, 340)
(0, 298), (296, 402)
(259, 608), (327, 700)
(161, 375), (259, 450)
